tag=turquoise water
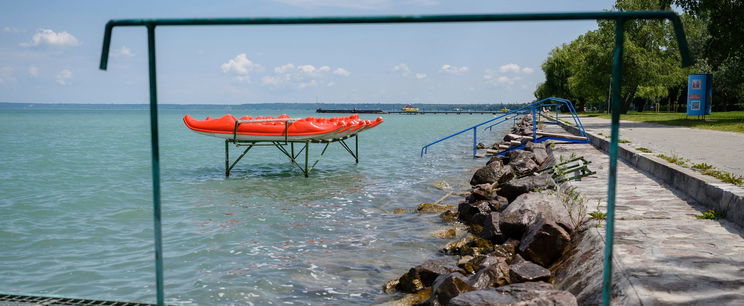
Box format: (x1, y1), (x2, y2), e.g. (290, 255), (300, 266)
(0, 108), (508, 305)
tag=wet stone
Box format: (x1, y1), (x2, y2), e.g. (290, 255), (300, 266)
(417, 202), (457, 213)
(509, 260), (551, 283)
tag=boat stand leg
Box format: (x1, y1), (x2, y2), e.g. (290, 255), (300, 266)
(225, 140), (230, 177)
(339, 139), (358, 162)
(309, 142), (331, 171)
(304, 141), (309, 177)
(291, 143), (295, 161)
(355, 135), (359, 163)
(227, 144), (254, 175)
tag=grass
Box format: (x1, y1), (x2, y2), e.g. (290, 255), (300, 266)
(695, 209), (726, 220)
(701, 169), (743, 186)
(691, 163), (713, 170)
(584, 111), (744, 133)
(618, 139), (631, 144)
(588, 211), (606, 221)
(656, 153), (687, 167)
(636, 147), (653, 153)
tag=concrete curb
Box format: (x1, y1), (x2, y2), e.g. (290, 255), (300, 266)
(559, 122), (744, 226)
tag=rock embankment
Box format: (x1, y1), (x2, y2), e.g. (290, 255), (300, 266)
(384, 117), (584, 306)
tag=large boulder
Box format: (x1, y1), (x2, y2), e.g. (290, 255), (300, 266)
(509, 260), (551, 282)
(468, 260), (511, 289)
(518, 215), (572, 267)
(499, 192), (570, 240)
(508, 151), (539, 176)
(470, 160), (515, 186)
(498, 173), (557, 202)
(449, 282), (578, 306)
(424, 272), (475, 305)
(396, 259), (465, 293)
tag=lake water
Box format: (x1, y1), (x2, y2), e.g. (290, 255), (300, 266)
(0, 107), (508, 305)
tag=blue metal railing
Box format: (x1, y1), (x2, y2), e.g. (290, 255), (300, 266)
(420, 97), (588, 157)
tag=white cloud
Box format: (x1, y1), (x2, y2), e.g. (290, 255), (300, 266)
(499, 63), (534, 74)
(3, 26), (25, 33)
(221, 53), (263, 82)
(0, 66), (15, 84)
(415, 73), (427, 79)
(28, 65), (39, 77)
(483, 69), (524, 87)
(21, 29), (80, 48)
(393, 63), (411, 77)
(112, 46), (134, 57)
(333, 67), (350, 76)
(263, 63), (350, 89)
(56, 69), (72, 85)
(439, 64), (469, 75)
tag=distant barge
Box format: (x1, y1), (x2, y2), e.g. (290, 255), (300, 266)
(316, 108), (386, 114)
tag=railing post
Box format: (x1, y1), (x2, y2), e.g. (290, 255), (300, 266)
(472, 128), (477, 157)
(602, 17), (625, 306)
(145, 23), (165, 306)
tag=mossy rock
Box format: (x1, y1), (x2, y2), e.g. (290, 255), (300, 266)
(439, 209), (459, 223)
(432, 228), (457, 239)
(417, 202), (457, 213)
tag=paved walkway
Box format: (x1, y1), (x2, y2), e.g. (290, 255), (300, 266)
(552, 140), (744, 305)
(565, 115), (744, 177)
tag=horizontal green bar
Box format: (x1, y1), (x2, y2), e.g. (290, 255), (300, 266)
(99, 11), (692, 70)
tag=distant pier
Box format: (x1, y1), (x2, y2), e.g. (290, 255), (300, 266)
(316, 109), (506, 115)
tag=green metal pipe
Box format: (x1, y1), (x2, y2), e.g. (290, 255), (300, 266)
(602, 18), (625, 306)
(99, 11), (692, 71)
(146, 24), (165, 306)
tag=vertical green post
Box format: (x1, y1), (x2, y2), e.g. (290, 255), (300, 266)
(147, 24), (165, 306)
(304, 141), (309, 177)
(602, 17), (625, 306)
(355, 135), (359, 163)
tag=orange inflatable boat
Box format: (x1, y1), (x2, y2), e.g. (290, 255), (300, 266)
(183, 114), (383, 141)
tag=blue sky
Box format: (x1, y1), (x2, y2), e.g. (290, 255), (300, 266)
(0, 0), (615, 104)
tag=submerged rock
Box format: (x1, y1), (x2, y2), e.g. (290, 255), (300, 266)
(431, 228), (457, 239)
(449, 282), (578, 306)
(499, 173), (556, 202)
(417, 202), (457, 213)
(380, 287), (432, 306)
(439, 209), (459, 223)
(509, 260), (551, 282)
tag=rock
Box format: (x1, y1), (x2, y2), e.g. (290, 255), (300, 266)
(508, 150), (539, 176)
(384, 278), (400, 293)
(457, 256), (476, 274)
(509, 260), (551, 282)
(525, 142), (549, 165)
(468, 260), (511, 289)
(499, 192), (570, 240)
(479, 212), (503, 243)
(498, 174), (557, 202)
(471, 183), (498, 200)
(380, 288), (432, 306)
(432, 228), (457, 239)
(488, 196), (509, 211)
(439, 209), (459, 223)
(470, 161), (514, 186)
(511, 254), (526, 265)
(425, 272), (475, 305)
(477, 142), (487, 149)
(486, 244), (516, 264)
(418, 202), (457, 213)
(449, 282), (578, 306)
(391, 208), (409, 214)
(442, 236), (476, 255)
(518, 215), (572, 267)
(458, 200), (491, 225)
(396, 260), (466, 293)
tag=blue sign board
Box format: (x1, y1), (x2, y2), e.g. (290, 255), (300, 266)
(687, 74), (712, 116)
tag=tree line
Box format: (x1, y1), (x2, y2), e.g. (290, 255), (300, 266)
(534, 0), (743, 113)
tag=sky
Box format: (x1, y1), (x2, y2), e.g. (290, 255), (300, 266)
(0, 0), (616, 104)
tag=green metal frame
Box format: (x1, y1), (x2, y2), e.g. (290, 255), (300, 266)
(98, 12), (692, 306)
(224, 135), (359, 178)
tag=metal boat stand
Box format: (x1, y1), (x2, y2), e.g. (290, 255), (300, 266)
(224, 135), (359, 177)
